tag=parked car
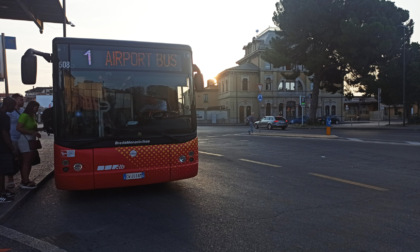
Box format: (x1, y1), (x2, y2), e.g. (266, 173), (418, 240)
(289, 116), (309, 124)
(255, 116), (288, 130)
(317, 115), (340, 124)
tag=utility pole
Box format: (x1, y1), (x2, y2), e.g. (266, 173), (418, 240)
(402, 25), (406, 126)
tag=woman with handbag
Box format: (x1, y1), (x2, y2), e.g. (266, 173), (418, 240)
(16, 101), (42, 189)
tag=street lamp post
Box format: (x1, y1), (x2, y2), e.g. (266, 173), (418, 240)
(402, 25), (406, 126)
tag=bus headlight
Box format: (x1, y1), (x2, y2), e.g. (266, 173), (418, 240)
(179, 155), (186, 163)
(73, 163), (83, 172)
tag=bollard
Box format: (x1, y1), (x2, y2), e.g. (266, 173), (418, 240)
(326, 116), (331, 135)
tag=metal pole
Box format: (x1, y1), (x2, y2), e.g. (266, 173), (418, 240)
(1, 33), (9, 96)
(388, 105), (391, 125)
(402, 26), (406, 126)
(63, 0), (66, 37)
(341, 83), (344, 122)
(378, 88), (381, 126)
(300, 96), (303, 126)
(236, 77), (238, 124)
(301, 105), (303, 126)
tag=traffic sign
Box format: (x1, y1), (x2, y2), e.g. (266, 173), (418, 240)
(326, 116), (331, 127)
(257, 94), (263, 102)
(300, 95), (306, 106)
(5, 36), (16, 49)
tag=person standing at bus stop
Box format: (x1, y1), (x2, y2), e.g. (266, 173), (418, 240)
(247, 112), (256, 135)
(16, 101), (41, 189)
(6, 93), (25, 189)
(0, 97), (17, 203)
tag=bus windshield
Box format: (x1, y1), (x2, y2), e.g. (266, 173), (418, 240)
(53, 39), (196, 143)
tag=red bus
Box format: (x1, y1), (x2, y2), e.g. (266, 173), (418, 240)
(21, 38), (203, 190)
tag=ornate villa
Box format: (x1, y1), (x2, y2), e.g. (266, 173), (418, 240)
(196, 27), (343, 124)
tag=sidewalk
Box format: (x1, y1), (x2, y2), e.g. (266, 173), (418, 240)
(289, 120), (420, 130)
(0, 132), (54, 222)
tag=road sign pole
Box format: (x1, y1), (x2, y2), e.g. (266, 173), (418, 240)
(378, 88), (381, 126)
(301, 105), (304, 126)
(258, 84), (263, 119)
(1, 33), (9, 95)
(1, 34), (16, 96)
(299, 95), (306, 126)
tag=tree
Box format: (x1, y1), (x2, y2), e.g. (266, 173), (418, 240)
(264, 0), (412, 122)
(406, 43), (420, 118)
(370, 42), (420, 119)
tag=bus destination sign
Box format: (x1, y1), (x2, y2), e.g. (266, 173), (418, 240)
(69, 45), (186, 72)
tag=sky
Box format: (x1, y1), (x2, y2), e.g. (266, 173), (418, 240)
(1, 0), (419, 95)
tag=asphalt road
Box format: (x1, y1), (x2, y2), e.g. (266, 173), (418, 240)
(1, 126), (419, 251)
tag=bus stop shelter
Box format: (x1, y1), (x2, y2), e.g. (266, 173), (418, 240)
(0, 0), (68, 33)
(0, 0), (69, 94)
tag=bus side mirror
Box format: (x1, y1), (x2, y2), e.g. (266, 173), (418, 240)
(21, 50), (37, 84)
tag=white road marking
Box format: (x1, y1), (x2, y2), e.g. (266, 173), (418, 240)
(406, 141), (420, 146)
(347, 138), (363, 142)
(0, 225), (67, 252)
(309, 173), (389, 192)
(198, 151), (224, 157)
(346, 138), (420, 146)
(239, 159), (282, 168)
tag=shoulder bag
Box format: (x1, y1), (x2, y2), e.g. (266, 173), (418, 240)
(24, 135), (42, 150)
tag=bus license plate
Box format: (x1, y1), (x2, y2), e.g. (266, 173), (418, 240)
(123, 172), (145, 180)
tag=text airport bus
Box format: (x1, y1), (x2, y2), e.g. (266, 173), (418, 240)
(21, 38), (204, 190)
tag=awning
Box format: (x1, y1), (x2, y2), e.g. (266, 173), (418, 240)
(0, 0), (68, 33)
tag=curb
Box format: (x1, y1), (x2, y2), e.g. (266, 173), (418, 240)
(251, 132), (339, 139)
(0, 171), (54, 223)
(0, 132), (54, 223)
